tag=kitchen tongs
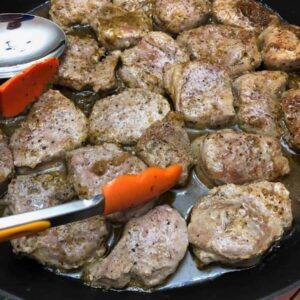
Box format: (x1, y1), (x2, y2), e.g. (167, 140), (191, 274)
(0, 165), (182, 242)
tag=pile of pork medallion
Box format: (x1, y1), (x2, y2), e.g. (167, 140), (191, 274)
(1, 0), (299, 290)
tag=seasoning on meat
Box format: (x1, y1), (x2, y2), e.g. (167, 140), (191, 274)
(192, 129), (290, 186)
(164, 60), (235, 128)
(136, 112), (193, 185)
(56, 35), (120, 92)
(177, 24), (261, 77)
(153, 0), (211, 34)
(233, 71), (288, 137)
(259, 25), (300, 71)
(66, 143), (154, 222)
(49, 0), (109, 30)
(5, 172), (108, 270)
(188, 181), (292, 265)
(10, 89), (88, 168)
(88, 88), (170, 145)
(119, 31), (189, 94)
(90, 4), (152, 50)
(0, 129), (14, 183)
(83, 205), (188, 288)
(282, 89), (300, 150)
(213, 0), (279, 33)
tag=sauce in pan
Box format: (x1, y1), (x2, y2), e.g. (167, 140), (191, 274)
(1, 0), (300, 292)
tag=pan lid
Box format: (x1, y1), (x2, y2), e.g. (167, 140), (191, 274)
(0, 13), (65, 78)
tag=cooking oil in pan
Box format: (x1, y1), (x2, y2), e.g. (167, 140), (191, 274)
(1, 1), (300, 292)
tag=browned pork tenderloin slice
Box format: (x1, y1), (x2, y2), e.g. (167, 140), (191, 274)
(153, 0), (211, 34)
(177, 24), (261, 77)
(10, 89), (88, 169)
(233, 71), (288, 137)
(6, 172), (108, 270)
(188, 181), (292, 265)
(136, 112), (193, 185)
(83, 205), (188, 288)
(164, 60), (235, 129)
(282, 89), (300, 150)
(49, 0), (109, 30)
(213, 0), (279, 33)
(119, 31), (189, 94)
(49, 0), (89, 29)
(90, 4), (152, 50)
(191, 129), (290, 186)
(259, 25), (300, 71)
(66, 143), (154, 222)
(56, 35), (120, 92)
(0, 129), (14, 183)
(88, 88), (170, 145)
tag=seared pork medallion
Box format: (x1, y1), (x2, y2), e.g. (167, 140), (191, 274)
(56, 35), (120, 92)
(83, 205), (188, 288)
(90, 4), (152, 50)
(164, 61), (235, 129)
(88, 89), (170, 145)
(192, 129), (289, 186)
(10, 89), (88, 168)
(0, 129), (14, 184)
(153, 0), (211, 34)
(177, 24), (261, 77)
(5, 172), (108, 270)
(119, 31), (189, 94)
(49, 0), (109, 30)
(259, 25), (300, 71)
(188, 182), (292, 266)
(213, 0), (279, 33)
(233, 71), (288, 137)
(66, 143), (154, 222)
(282, 89), (300, 150)
(136, 112), (193, 186)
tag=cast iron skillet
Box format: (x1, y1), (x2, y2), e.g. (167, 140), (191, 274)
(0, 1), (300, 299)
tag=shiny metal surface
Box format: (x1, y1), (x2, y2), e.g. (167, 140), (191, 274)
(0, 194), (104, 230)
(0, 13), (65, 78)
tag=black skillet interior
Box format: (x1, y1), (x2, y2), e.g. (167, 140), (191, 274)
(0, 1), (300, 299)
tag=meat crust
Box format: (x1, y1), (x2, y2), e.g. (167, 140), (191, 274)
(83, 205), (188, 288)
(66, 143), (154, 222)
(0, 130), (14, 183)
(153, 0), (211, 34)
(56, 35), (120, 92)
(177, 24), (261, 77)
(88, 88), (170, 145)
(282, 89), (300, 150)
(191, 129), (290, 185)
(259, 25), (300, 71)
(6, 172), (108, 270)
(164, 60), (235, 128)
(90, 4), (152, 50)
(49, 0), (109, 30)
(213, 0), (279, 33)
(233, 71), (288, 137)
(49, 0), (89, 29)
(119, 31), (189, 94)
(112, 0), (153, 12)
(136, 112), (194, 185)
(188, 181), (292, 265)
(10, 90), (88, 168)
